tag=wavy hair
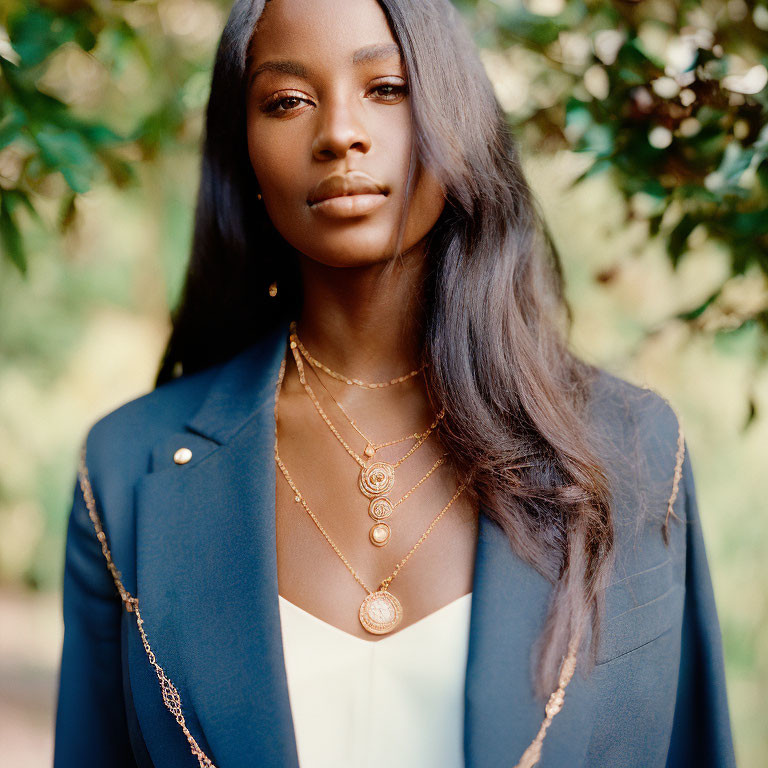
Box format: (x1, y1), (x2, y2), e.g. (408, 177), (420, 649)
(156, 0), (619, 700)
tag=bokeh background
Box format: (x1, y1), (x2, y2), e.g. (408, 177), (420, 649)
(1, 0), (767, 764)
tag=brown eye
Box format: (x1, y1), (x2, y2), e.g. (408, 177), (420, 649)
(263, 94), (310, 114)
(371, 83), (408, 101)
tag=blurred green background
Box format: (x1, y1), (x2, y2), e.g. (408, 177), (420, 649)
(1, 0), (766, 764)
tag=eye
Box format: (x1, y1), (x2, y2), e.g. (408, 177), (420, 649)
(262, 92), (312, 115)
(370, 83), (408, 102)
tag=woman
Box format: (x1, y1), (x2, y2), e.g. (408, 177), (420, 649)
(53, 0), (736, 766)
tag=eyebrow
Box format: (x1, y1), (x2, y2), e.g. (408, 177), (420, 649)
(249, 43), (402, 85)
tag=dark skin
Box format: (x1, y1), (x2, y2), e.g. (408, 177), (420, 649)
(246, 0), (478, 640)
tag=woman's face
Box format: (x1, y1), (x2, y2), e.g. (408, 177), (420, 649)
(245, 0), (446, 269)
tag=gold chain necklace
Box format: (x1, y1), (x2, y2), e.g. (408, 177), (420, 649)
(288, 337), (445, 539)
(290, 319), (427, 388)
(297, 339), (431, 456)
(290, 344), (447, 546)
(289, 330), (447, 545)
(274, 352), (469, 635)
(290, 339), (441, 470)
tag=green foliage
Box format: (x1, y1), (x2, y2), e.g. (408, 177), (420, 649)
(0, 0), (210, 274)
(464, 0), (768, 356)
(0, 0), (766, 351)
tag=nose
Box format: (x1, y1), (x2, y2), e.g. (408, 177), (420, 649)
(311, 93), (372, 161)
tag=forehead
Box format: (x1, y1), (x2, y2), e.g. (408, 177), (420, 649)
(248, 0), (400, 64)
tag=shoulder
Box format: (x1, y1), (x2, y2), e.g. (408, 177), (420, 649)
(586, 366), (684, 486)
(67, 360), (229, 593)
(82, 363), (221, 489)
(587, 366), (682, 451)
(585, 366), (688, 541)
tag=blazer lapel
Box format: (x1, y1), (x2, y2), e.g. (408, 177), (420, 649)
(131, 315), (597, 768)
(132, 319), (300, 768)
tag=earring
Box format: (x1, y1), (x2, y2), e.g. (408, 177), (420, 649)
(268, 280), (278, 297)
(257, 191), (263, 201)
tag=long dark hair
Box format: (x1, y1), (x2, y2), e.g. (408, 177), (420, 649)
(156, 0), (620, 700)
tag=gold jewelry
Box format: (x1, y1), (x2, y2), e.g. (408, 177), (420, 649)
(268, 280), (277, 297)
(298, 341), (436, 456)
(366, 453), (448, 547)
(275, 350), (470, 635)
(290, 319), (427, 388)
(294, 337), (448, 543)
(289, 337), (441, 501)
(290, 342), (446, 546)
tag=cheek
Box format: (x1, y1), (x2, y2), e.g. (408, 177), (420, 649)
(402, 166), (446, 245)
(247, 123), (296, 195)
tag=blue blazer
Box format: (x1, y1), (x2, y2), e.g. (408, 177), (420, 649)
(53, 317), (737, 767)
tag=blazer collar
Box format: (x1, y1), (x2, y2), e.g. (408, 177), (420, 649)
(129, 315), (596, 767)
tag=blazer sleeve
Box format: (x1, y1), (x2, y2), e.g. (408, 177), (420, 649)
(665, 441), (737, 767)
(53, 472), (138, 768)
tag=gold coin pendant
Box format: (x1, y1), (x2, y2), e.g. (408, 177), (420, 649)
(359, 461), (395, 498)
(359, 590), (403, 635)
(368, 496), (394, 520)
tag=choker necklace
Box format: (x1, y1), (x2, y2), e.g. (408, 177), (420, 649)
(296, 337), (434, 456)
(290, 319), (428, 388)
(274, 350), (470, 635)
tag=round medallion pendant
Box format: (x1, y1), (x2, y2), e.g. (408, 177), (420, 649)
(369, 522), (391, 547)
(359, 590), (403, 635)
(368, 496), (394, 520)
(359, 461), (395, 498)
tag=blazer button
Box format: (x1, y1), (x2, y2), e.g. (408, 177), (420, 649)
(173, 447), (193, 465)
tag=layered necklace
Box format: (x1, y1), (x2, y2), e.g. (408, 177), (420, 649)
(274, 321), (470, 635)
(289, 323), (446, 547)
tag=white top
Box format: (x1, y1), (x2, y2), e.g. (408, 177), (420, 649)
(278, 591), (474, 768)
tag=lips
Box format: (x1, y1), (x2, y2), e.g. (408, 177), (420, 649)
(307, 171), (389, 206)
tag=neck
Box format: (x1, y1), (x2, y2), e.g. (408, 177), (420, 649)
(294, 248), (429, 383)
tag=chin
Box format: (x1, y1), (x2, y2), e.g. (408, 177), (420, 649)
(302, 244), (397, 269)
(292, 225), (402, 269)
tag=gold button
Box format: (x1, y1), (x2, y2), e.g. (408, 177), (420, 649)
(173, 447), (192, 465)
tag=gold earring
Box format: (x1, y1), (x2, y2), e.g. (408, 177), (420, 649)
(268, 280), (278, 297)
(257, 192), (263, 201)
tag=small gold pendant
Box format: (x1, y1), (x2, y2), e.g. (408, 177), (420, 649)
(369, 522), (391, 546)
(368, 496), (394, 520)
(364, 444), (376, 458)
(359, 460), (395, 498)
(359, 589), (403, 635)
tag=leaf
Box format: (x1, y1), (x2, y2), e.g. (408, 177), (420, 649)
(0, 107), (26, 149)
(59, 191), (77, 232)
(744, 396), (757, 429)
(575, 123), (614, 157)
(0, 192), (27, 275)
(722, 210), (768, 237)
(676, 287), (723, 322)
(572, 157), (612, 184)
(35, 128), (96, 193)
(717, 141), (754, 186)
(8, 7), (74, 67)
(61, 164), (91, 194)
(668, 213), (699, 267)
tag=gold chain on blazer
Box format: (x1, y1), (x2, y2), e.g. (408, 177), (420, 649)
(73, 403), (686, 768)
(76, 448), (215, 768)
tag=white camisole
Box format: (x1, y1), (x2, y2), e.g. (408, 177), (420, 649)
(277, 591), (474, 768)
